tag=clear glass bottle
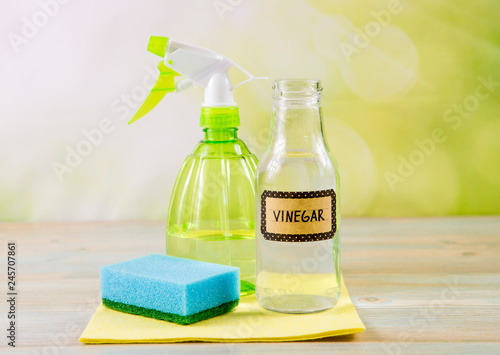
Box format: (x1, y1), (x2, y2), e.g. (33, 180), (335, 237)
(255, 79), (341, 313)
(166, 107), (258, 296)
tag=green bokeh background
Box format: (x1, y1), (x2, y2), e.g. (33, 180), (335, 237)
(236, 0), (500, 216)
(0, 0), (499, 221)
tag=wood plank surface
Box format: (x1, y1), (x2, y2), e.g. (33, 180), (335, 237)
(0, 217), (499, 354)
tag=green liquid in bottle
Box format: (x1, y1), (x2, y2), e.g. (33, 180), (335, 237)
(167, 230), (256, 296)
(166, 108), (258, 296)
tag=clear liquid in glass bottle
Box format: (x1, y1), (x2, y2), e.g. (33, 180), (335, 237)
(255, 79), (341, 313)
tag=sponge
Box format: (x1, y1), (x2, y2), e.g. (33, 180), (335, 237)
(100, 254), (240, 325)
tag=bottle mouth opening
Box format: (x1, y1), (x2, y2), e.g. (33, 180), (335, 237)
(273, 79), (323, 101)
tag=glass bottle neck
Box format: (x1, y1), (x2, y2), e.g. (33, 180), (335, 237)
(268, 102), (326, 151)
(203, 127), (238, 142)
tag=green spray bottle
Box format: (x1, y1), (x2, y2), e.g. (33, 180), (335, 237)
(130, 37), (265, 295)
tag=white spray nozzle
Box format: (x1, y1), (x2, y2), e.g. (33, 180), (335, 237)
(164, 39), (266, 106)
(129, 37), (266, 124)
(205, 72), (235, 106)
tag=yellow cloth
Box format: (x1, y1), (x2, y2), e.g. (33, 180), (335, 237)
(80, 278), (364, 343)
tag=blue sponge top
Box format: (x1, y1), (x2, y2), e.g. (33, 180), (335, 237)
(100, 254), (240, 316)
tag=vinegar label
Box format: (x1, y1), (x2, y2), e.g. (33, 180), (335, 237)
(260, 189), (337, 242)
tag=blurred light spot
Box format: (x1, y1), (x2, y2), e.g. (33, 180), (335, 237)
(340, 25), (419, 101)
(313, 15), (356, 61)
(324, 118), (377, 215)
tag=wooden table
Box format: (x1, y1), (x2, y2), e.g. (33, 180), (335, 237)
(2, 217), (499, 354)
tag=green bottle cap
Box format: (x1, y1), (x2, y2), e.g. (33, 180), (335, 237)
(200, 107), (240, 128)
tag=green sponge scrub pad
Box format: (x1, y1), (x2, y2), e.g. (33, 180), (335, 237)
(102, 298), (239, 325)
(100, 254), (240, 325)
